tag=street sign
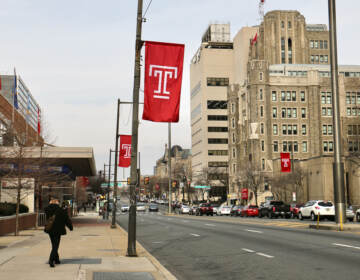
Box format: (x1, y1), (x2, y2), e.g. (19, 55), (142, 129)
(101, 182), (127, 188)
(192, 185), (211, 189)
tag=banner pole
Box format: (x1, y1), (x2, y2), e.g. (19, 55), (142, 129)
(111, 99), (120, 228)
(168, 123), (172, 214)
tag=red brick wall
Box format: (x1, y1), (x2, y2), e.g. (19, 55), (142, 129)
(0, 213), (36, 236)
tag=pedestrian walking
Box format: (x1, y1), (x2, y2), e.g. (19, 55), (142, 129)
(44, 198), (73, 268)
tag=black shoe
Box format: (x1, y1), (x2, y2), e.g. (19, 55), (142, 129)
(49, 261), (55, 268)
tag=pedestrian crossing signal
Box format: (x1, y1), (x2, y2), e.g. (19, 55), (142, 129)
(127, 177), (131, 185)
(172, 180), (177, 188)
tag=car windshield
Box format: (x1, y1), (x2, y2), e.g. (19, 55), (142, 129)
(137, 203), (145, 206)
(318, 201), (333, 207)
(249, 205), (258, 209)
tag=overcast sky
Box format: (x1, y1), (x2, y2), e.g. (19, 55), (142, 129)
(0, 0), (359, 179)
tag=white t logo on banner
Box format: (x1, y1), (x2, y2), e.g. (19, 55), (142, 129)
(282, 158), (290, 167)
(122, 144), (131, 158)
(149, 65), (178, 99)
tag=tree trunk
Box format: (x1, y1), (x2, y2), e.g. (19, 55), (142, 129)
(15, 177), (21, 236)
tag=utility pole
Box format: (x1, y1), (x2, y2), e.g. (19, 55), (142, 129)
(128, 0), (143, 257)
(111, 99), (120, 228)
(328, 0), (346, 226)
(107, 149), (112, 220)
(168, 123), (172, 214)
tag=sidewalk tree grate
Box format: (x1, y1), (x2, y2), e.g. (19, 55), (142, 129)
(61, 258), (102, 264)
(93, 272), (155, 280)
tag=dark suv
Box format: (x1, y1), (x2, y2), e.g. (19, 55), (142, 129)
(196, 203), (213, 216)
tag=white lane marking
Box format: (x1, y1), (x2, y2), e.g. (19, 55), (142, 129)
(152, 241), (163, 244)
(245, 229), (263, 234)
(242, 248), (255, 253)
(333, 243), (360, 250)
(256, 252), (274, 258)
(205, 223), (216, 227)
(190, 233), (200, 237)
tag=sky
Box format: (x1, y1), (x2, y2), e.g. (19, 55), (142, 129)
(0, 0), (359, 180)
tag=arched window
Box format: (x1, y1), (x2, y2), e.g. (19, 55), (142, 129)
(281, 37), (285, 63)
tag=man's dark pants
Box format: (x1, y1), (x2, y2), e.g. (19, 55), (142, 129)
(49, 234), (61, 263)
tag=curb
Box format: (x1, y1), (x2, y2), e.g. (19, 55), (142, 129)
(309, 224), (360, 231)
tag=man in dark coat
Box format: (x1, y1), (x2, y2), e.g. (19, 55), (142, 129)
(44, 198), (73, 267)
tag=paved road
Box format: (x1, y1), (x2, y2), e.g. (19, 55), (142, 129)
(117, 210), (360, 280)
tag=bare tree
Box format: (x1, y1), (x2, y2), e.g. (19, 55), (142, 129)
(237, 162), (264, 206)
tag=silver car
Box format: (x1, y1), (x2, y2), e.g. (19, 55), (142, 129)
(346, 207), (355, 222)
(136, 203), (146, 212)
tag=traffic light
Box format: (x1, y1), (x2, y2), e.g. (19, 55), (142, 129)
(127, 177), (131, 185)
(172, 180), (177, 188)
(144, 176), (150, 185)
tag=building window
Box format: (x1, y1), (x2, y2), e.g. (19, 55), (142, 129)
(281, 108), (286, 118)
(302, 141), (308, 153)
(260, 123), (264, 134)
(288, 21), (292, 29)
(281, 37), (285, 63)
(291, 91), (296, 101)
(301, 108), (306, 118)
(327, 93), (332, 104)
(231, 103), (235, 113)
(207, 77), (229, 86)
(272, 91), (277, 101)
(327, 108), (333, 116)
(311, 55), (314, 63)
(261, 140), (265, 152)
(208, 162), (228, 167)
(283, 141), (287, 152)
(208, 127), (228, 132)
(293, 124), (298, 135)
(273, 124), (278, 135)
(273, 141), (278, 152)
(319, 40), (323, 49)
(321, 92), (326, 104)
(287, 125), (292, 135)
(310, 40), (314, 49)
(328, 125), (333, 135)
(292, 108), (297, 118)
(208, 138), (228, 144)
(207, 100), (227, 109)
(282, 124), (287, 135)
(294, 142), (298, 152)
(302, 124), (306, 135)
(259, 72), (263, 81)
(232, 133), (236, 143)
(259, 89), (263, 100)
(260, 106), (264, 117)
(262, 159), (265, 170)
(288, 38), (292, 64)
(232, 118), (235, 128)
(208, 115), (228, 121)
(324, 40), (328, 49)
(272, 107), (277, 118)
(322, 125), (327, 135)
(287, 108), (292, 118)
(347, 108), (351, 116)
(286, 91), (291, 101)
(323, 141), (333, 152)
(329, 141), (333, 152)
(281, 91), (286, 101)
(315, 40), (319, 49)
(300, 91), (305, 102)
(281, 21), (285, 28)
(232, 148), (236, 158)
(208, 150), (228, 156)
(324, 55), (328, 63)
(233, 163), (236, 174)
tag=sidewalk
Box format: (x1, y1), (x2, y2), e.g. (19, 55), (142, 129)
(0, 212), (176, 280)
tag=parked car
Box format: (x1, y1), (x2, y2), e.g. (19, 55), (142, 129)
(217, 205), (232, 216)
(230, 206), (243, 216)
(346, 207), (355, 222)
(120, 204), (130, 212)
(240, 205), (259, 217)
(356, 208), (360, 222)
(189, 205), (198, 215)
(290, 203), (304, 219)
(180, 205), (190, 214)
(258, 200), (291, 219)
(148, 204), (159, 212)
(196, 203), (213, 216)
(136, 203), (146, 212)
(298, 200), (335, 221)
(211, 204), (220, 215)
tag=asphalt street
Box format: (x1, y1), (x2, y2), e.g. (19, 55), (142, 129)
(117, 209), (360, 280)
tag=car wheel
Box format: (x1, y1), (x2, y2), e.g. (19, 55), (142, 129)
(291, 212), (294, 219)
(299, 212), (303, 220)
(258, 212), (262, 218)
(268, 212), (272, 219)
(311, 212), (316, 221)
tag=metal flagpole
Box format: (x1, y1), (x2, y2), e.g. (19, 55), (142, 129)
(168, 123), (172, 214)
(111, 99), (120, 228)
(107, 149), (112, 220)
(328, 0), (346, 227)
(127, 0), (143, 257)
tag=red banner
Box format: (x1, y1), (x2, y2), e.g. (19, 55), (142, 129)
(241, 188), (248, 200)
(142, 41), (185, 122)
(280, 152), (291, 172)
(119, 135), (132, 167)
